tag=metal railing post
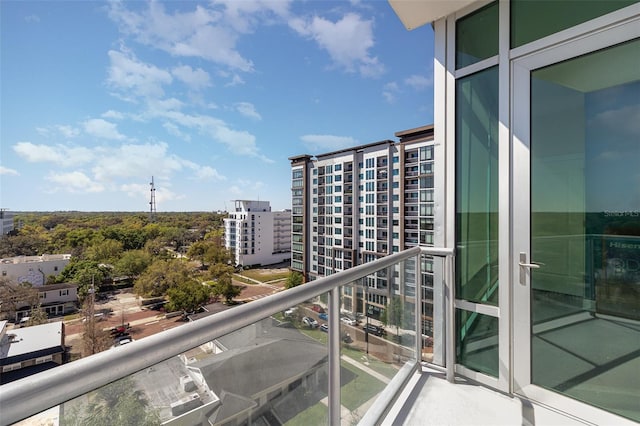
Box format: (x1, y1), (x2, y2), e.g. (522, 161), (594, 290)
(415, 252), (423, 363)
(445, 253), (456, 382)
(328, 287), (341, 425)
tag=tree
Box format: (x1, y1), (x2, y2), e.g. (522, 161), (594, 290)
(166, 280), (211, 314)
(211, 274), (242, 305)
(187, 237), (234, 268)
(285, 271), (304, 289)
(58, 260), (110, 300)
(0, 278), (39, 321)
(133, 259), (195, 298)
(84, 239), (124, 264)
(144, 237), (172, 259)
(114, 250), (152, 278)
(25, 305), (49, 326)
(382, 296), (404, 340)
(63, 377), (160, 426)
(81, 296), (111, 356)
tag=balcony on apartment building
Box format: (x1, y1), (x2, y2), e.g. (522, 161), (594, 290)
(2, 245), (637, 426)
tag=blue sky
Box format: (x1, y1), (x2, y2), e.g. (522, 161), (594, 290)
(1, 0), (434, 212)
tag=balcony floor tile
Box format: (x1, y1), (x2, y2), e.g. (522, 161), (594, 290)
(383, 366), (591, 426)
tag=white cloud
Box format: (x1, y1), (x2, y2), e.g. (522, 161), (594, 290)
(213, 0), (292, 33)
(404, 74), (432, 90)
(120, 182), (184, 205)
(83, 118), (126, 141)
(108, 2), (254, 72)
(56, 125), (81, 138)
(300, 134), (359, 152)
(25, 14), (40, 23)
(182, 161), (226, 180)
(235, 102), (262, 120)
(163, 122), (191, 141)
(172, 65), (211, 90)
(92, 142), (182, 181)
(142, 105), (271, 161)
(102, 110), (125, 120)
(382, 81), (399, 104)
(13, 142), (94, 166)
(0, 166), (19, 176)
(107, 48), (173, 99)
(225, 74), (245, 86)
(46, 171), (105, 193)
(290, 13), (384, 78)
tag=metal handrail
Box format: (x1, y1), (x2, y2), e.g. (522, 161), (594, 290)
(0, 246), (453, 426)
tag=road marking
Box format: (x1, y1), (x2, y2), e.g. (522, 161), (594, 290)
(145, 320), (159, 325)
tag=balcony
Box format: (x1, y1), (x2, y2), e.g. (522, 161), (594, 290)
(0, 247), (627, 426)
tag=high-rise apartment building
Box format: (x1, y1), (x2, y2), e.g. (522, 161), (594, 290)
(224, 200), (291, 267)
(290, 125), (436, 338)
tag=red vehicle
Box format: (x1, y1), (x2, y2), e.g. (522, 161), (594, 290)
(311, 304), (325, 313)
(110, 323), (130, 337)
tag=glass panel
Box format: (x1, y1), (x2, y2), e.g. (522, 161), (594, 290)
(531, 40), (640, 422)
(456, 1), (498, 69)
(511, 0), (637, 48)
(456, 66), (499, 306)
(60, 309), (330, 425)
(456, 310), (499, 377)
(342, 259), (418, 423)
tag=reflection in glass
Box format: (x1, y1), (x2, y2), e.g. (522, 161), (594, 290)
(531, 39), (640, 421)
(456, 66), (499, 306)
(456, 1), (498, 69)
(511, 0), (636, 48)
(63, 315), (329, 425)
(456, 310), (498, 377)
(342, 259), (418, 423)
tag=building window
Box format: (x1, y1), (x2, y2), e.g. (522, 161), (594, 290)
(456, 1), (498, 69)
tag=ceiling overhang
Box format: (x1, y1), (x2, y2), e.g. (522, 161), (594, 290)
(388, 0), (481, 30)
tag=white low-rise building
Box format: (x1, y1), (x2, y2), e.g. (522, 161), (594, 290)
(0, 254), (71, 287)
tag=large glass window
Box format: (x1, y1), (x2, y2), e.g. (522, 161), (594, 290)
(455, 64), (499, 378)
(530, 40), (640, 422)
(456, 1), (498, 69)
(511, 0), (636, 48)
(456, 66), (499, 306)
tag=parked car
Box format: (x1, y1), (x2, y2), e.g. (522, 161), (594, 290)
(363, 324), (386, 337)
(320, 324), (329, 332)
(302, 316), (318, 328)
(340, 316), (357, 326)
(284, 307), (297, 317)
(318, 312), (328, 321)
(311, 304), (326, 313)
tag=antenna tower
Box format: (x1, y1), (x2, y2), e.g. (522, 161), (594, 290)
(149, 176), (157, 222)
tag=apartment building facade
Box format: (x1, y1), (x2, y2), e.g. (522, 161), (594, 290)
(223, 200), (291, 267)
(290, 125), (436, 337)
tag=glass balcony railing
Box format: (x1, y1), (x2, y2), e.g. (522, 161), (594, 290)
(0, 246), (454, 426)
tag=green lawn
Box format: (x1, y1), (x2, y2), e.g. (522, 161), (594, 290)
(341, 347), (399, 380)
(340, 362), (385, 411)
(284, 403), (328, 426)
(238, 269), (290, 282)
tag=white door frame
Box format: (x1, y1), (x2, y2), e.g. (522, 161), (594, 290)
(511, 14), (640, 424)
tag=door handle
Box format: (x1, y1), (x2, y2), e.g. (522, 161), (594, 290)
(519, 252), (541, 284)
